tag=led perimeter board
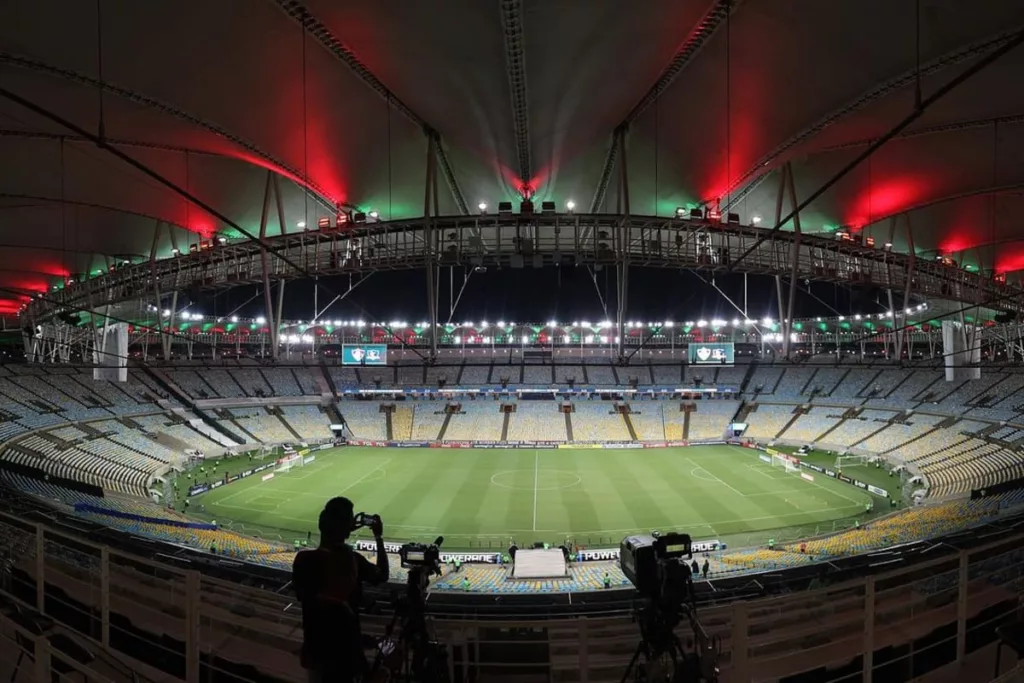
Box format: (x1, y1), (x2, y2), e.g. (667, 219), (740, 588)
(688, 342), (734, 366)
(341, 344), (388, 366)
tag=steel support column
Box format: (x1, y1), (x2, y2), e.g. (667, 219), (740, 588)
(163, 290), (178, 360)
(424, 136), (439, 360)
(783, 164), (802, 359)
(898, 215), (916, 358)
(259, 204), (277, 356)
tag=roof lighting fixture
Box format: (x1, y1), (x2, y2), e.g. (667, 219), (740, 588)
(732, 318), (740, 326)
(664, 321), (674, 328)
(762, 317), (772, 326)
(369, 210), (379, 220)
(218, 236), (227, 244)
(697, 320), (707, 328)
(855, 314), (862, 320)
(497, 321), (506, 328)
(480, 321), (488, 328)
(566, 199), (576, 213)
(751, 215), (762, 225)
(230, 315), (238, 323)
(838, 316), (845, 321)
(548, 320), (557, 327)
(884, 242), (893, 250)
(162, 309), (170, 317)
(522, 335), (530, 344)
(256, 316), (267, 325)
(675, 207), (686, 218)
(478, 201), (488, 214)
(171, 248), (180, 256)
(712, 319), (725, 327)
(297, 221), (306, 228)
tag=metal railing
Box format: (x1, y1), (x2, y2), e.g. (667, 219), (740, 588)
(2, 507), (1022, 683)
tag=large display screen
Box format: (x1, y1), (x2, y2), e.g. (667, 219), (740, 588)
(688, 342), (734, 366)
(341, 344), (387, 366)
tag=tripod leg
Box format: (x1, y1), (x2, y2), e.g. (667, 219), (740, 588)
(619, 641), (645, 683)
(10, 650), (24, 683)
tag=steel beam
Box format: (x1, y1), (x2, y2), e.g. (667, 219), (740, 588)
(783, 164), (802, 359)
(591, 0), (738, 212)
(27, 214), (1024, 324)
(425, 136), (439, 360)
(500, 0), (532, 189)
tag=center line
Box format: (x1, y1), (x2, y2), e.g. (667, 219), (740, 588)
(532, 450), (540, 531)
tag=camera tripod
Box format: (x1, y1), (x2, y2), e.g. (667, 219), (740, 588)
(620, 600), (719, 683)
(370, 566), (449, 683)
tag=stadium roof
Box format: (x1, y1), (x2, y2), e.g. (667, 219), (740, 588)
(2, 1), (1024, 317)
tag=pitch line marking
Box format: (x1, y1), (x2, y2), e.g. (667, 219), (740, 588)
(685, 458), (747, 497)
(532, 450), (540, 531)
(549, 504), (865, 536)
(490, 469), (582, 491)
(339, 458), (392, 495)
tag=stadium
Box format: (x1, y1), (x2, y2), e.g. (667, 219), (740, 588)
(2, 2), (1024, 682)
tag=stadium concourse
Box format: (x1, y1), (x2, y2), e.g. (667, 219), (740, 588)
(1, 359), (1024, 595)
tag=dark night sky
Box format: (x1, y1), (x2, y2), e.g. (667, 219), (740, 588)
(195, 268), (902, 324)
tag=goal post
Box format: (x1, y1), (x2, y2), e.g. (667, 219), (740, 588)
(835, 454), (874, 469)
(771, 453), (800, 473)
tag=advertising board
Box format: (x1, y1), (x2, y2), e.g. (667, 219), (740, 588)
(687, 342), (734, 366)
(341, 344), (388, 365)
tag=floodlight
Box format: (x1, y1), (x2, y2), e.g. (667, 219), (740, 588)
(171, 248), (180, 255)
(230, 315), (238, 323)
(712, 319), (725, 327)
(675, 207), (686, 218)
(369, 210), (379, 219)
(334, 320), (342, 326)
(480, 321), (488, 328)
(522, 335), (529, 344)
(664, 321), (674, 328)
(600, 320), (611, 328)
(816, 317), (822, 322)
(217, 236), (227, 244)
(162, 309), (170, 317)
(751, 215), (762, 225)
(548, 320), (557, 327)
(297, 221), (306, 228)
(838, 316), (845, 321)
(454, 336), (461, 344)
(697, 320), (707, 328)
(478, 202), (488, 214)
(762, 317), (773, 326)
(256, 316), (267, 324)
(732, 318), (740, 326)
(585, 335), (594, 343)
(566, 199), (576, 213)
(497, 321), (506, 328)
(855, 314), (862, 320)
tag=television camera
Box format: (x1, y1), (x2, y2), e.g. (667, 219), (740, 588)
(619, 532), (721, 683)
(371, 536), (449, 683)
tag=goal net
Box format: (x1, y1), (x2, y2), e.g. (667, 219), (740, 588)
(771, 453), (800, 473)
(835, 454), (873, 469)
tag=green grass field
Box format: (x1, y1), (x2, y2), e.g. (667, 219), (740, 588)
(189, 445), (892, 550)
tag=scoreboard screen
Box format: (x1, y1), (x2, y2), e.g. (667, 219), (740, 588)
(341, 344), (387, 366)
(688, 342), (734, 366)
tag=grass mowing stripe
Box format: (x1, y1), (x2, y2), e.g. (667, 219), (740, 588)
(193, 445), (881, 549)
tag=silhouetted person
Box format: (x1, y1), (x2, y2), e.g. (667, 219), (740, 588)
(702, 558), (709, 580)
(691, 559), (700, 576)
(292, 497), (388, 682)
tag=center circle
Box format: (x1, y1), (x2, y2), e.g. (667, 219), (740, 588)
(490, 469), (583, 491)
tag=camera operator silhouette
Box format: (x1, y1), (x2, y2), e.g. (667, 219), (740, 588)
(293, 497), (389, 682)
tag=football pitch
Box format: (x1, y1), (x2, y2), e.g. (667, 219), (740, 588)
(196, 445), (884, 549)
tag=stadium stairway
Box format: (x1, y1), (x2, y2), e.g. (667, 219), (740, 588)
(501, 410), (510, 441)
(850, 412), (904, 449)
(621, 411), (638, 441)
(881, 420), (942, 455)
(564, 410), (574, 442)
(272, 408), (303, 441)
(325, 402), (343, 427)
(318, 361), (338, 397)
(682, 409), (690, 440)
(385, 410), (394, 440)
(437, 411), (452, 440)
(775, 406), (805, 440)
(145, 367), (247, 444)
(814, 408), (855, 443)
